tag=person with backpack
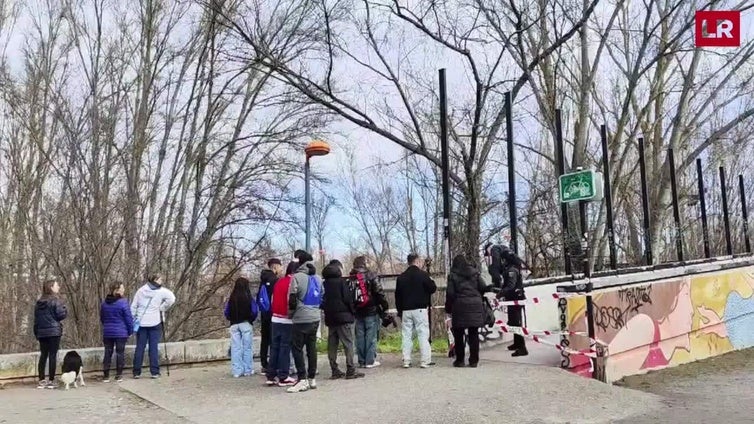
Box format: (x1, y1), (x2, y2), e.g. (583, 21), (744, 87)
(34, 279), (68, 389)
(130, 274), (176, 379)
(395, 253), (437, 368)
(224, 277), (258, 377)
(100, 281), (134, 382)
(349, 256), (389, 369)
(485, 243), (529, 357)
(445, 254), (491, 367)
(286, 251), (323, 393)
(321, 260), (365, 380)
(265, 261), (299, 387)
(257, 258), (283, 373)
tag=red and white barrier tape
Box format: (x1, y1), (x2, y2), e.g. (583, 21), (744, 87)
(494, 321), (607, 346)
(499, 326), (599, 358)
(492, 292), (589, 307)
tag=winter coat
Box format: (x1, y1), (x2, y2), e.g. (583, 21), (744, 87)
(257, 269), (278, 320)
(34, 297), (68, 339)
(130, 282), (176, 328)
(349, 267), (389, 318)
(100, 295), (134, 339)
(395, 265), (437, 314)
(288, 263), (322, 324)
(445, 266), (489, 329)
(271, 274), (293, 324)
(224, 296), (258, 325)
(321, 264), (355, 327)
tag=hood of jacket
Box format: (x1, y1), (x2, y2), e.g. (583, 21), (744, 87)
(349, 267), (377, 280)
(260, 268), (278, 283)
(105, 294), (122, 304)
(297, 262), (316, 276)
(450, 265), (479, 280)
(322, 264), (342, 279)
(36, 298), (53, 309)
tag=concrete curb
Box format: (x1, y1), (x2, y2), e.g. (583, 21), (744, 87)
(0, 337), (260, 383)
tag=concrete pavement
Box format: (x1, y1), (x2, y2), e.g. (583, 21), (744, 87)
(0, 344), (662, 424)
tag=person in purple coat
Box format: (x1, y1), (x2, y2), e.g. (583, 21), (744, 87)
(100, 282), (134, 382)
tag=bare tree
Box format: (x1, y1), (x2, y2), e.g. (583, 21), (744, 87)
(0, 0), (325, 352)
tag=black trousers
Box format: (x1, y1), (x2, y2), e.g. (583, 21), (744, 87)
(292, 322), (319, 380)
(452, 327), (480, 365)
(259, 316), (272, 368)
(103, 337), (128, 378)
(38, 336), (61, 381)
(508, 305), (526, 349)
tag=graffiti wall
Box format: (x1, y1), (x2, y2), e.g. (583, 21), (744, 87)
(564, 266), (754, 382)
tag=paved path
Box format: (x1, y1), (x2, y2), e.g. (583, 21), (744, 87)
(0, 344), (662, 424)
(614, 348), (754, 423)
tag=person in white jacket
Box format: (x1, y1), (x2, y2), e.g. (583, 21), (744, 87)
(130, 274), (176, 379)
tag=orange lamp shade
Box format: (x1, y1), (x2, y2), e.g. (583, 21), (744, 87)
(305, 140), (331, 158)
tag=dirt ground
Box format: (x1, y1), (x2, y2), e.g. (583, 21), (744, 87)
(614, 348), (754, 423)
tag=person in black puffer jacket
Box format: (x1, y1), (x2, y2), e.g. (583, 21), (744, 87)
(321, 261), (364, 380)
(34, 279), (68, 388)
(445, 254), (491, 368)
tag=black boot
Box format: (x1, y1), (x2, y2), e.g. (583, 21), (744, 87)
(507, 343), (518, 351)
(345, 369), (365, 379)
(453, 361), (466, 368)
(512, 348), (528, 357)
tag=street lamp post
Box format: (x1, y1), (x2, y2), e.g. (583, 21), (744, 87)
(304, 140), (331, 253)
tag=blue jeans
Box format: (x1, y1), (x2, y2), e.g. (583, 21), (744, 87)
(230, 321), (253, 376)
(133, 324), (162, 376)
(355, 315), (379, 366)
(267, 322), (292, 380)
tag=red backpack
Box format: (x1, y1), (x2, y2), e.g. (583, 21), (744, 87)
(350, 273), (371, 308)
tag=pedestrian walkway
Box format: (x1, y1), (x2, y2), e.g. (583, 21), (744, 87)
(0, 345), (661, 424)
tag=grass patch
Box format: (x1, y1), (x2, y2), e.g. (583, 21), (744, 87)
(316, 330), (448, 354)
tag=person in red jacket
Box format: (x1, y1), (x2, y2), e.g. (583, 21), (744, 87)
(265, 261), (299, 387)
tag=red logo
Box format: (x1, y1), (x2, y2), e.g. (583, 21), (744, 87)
(695, 11), (741, 47)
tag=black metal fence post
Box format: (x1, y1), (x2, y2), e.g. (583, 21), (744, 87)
(439, 69), (451, 272)
(696, 159), (711, 258)
(668, 148), (684, 261)
(720, 166), (733, 256)
(555, 110), (572, 275)
(600, 125), (617, 269)
(505, 92), (518, 256)
(638, 138), (653, 265)
(739, 174), (751, 254)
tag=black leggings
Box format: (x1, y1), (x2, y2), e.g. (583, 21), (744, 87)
(452, 327), (480, 365)
(38, 337), (61, 381)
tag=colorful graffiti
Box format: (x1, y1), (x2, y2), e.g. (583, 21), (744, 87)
(564, 266), (754, 381)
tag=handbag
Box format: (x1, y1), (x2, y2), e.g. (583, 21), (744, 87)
(133, 296), (154, 333)
(483, 297), (495, 327)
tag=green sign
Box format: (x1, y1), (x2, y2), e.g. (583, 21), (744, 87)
(559, 169), (603, 203)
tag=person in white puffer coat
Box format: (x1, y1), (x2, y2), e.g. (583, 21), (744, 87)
(130, 274), (176, 379)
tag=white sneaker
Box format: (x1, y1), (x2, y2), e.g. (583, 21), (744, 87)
(420, 362), (436, 369)
(402, 363), (411, 368)
(365, 361), (381, 369)
(308, 378), (317, 389)
(286, 379), (310, 393)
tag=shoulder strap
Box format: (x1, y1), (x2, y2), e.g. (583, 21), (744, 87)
(136, 295), (154, 320)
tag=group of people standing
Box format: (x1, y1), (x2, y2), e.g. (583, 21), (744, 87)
(232, 251), (392, 393)
(33, 275), (176, 388)
(31, 242), (527, 391)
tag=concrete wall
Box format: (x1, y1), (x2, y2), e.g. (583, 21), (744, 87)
(0, 338), (258, 382)
(563, 262), (754, 382)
